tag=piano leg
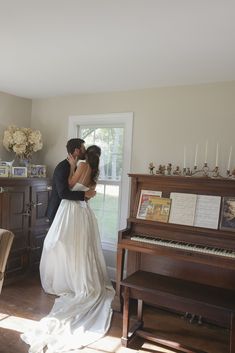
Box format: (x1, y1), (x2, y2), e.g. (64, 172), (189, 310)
(121, 286), (130, 347)
(230, 312), (235, 353)
(137, 299), (143, 322)
(112, 246), (126, 312)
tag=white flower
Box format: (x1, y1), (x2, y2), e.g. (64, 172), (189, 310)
(13, 144), (27, 154)
(13, 130), (27, 144)
(2, 125), (43, 159)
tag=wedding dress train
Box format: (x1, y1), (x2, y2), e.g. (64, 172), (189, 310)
(21, 183), (115, 353)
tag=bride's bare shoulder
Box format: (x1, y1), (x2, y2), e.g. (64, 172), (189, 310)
(77, 161), (89, 171)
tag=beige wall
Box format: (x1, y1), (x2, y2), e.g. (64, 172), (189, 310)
(1, 82), (234, 174)
(0, 91), (32, 160)
(31, 81), (235, 177)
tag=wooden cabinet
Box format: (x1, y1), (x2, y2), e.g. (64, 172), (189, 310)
(0, 178), (52, 279)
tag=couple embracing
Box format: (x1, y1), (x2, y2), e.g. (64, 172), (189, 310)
(21, 138), (115, 353)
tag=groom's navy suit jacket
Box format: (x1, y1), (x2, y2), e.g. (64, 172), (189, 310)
(46, 159), (85, 224)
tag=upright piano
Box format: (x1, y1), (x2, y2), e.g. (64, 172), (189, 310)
(113, 174), (235, 326)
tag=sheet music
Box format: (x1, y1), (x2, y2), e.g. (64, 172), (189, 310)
(169, 192), (197, 226)
(194, 195), (221, 229)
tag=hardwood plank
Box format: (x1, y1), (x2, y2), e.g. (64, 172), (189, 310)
(0, 274), (229, 353)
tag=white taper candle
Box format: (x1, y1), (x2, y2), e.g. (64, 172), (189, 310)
(204, 141), (208, 164)
(227, 146), (233, 171)
(215, 143), (219, 167)
(194, 144), (198, 167)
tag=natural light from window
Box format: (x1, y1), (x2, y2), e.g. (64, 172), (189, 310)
(0, 312), (179, 352)
(80, 126), (124, 246)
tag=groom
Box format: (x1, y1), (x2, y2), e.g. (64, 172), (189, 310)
(46, 138), (96, 224)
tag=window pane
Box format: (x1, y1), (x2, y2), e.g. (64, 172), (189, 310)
(80, 127), (123, 244)
(89, 183), (120, 243)
(80, 127), (124, 180)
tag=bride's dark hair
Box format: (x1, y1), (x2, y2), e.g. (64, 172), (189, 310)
(86, 145), (101, 185)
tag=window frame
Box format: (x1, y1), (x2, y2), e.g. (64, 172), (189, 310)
(68, 112), (133, 251)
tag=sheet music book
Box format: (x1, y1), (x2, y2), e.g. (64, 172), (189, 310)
(193, 195), (221, 229)
(169, 192), (197, 226)
(136, 190), (162, 219)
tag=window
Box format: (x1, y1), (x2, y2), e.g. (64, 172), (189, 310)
(68, 113), (133, 251)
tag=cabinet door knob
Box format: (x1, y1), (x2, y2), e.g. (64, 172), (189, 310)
(47, 186), (52, 190)
(31, 202), (43, 208)
(22, 212), (30, 216)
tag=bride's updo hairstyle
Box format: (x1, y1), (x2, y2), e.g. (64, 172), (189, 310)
(86, 145), (101, 185)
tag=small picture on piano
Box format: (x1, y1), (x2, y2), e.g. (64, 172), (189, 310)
(137, 190), (171, 223)
(220, 197), (235, 231)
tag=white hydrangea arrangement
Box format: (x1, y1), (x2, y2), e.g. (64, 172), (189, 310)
(3, 125), (43, 160)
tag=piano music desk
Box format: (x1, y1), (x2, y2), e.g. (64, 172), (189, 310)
(121, 270), (235, 353)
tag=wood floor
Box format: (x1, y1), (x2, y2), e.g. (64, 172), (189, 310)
(0, 274), (229, 353)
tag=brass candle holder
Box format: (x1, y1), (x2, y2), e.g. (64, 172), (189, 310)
(192, 163), (222, 178)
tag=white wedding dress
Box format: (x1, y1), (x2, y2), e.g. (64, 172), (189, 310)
(21, 182), (115, 353)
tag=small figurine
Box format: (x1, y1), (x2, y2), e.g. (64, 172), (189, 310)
(186, 167), (192, 176)
(161, 165), (166, 175)
(149, 162), (155, 175)
(155, 164), (161, 175)
(166, 163), (172, 176)
(173, 166), (181, 175)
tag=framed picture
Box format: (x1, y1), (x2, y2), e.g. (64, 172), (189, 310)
(0, 160), (14, 167)
(0, 165), (9, 177)
(12, 166), (27, 178)
(220, 197), (235, 231)
(30, 165), (46, 178)
(137, 189), (171, 223)
(0, 161), (8, 166)
(137, 190), (162, 219)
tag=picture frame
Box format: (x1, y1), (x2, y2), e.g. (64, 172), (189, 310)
(219, 196), (235, 232)
(137, 190), (162, 219)
(30, 164), (46, 178)
(11, 166), (27, 178)
(0, 165), (9, 177)
(0, 161), (9, 166)
(0, 160), (14, 167)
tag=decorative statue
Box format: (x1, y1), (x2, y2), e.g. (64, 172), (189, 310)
(149, 162), (155, 175)
(158, 165), (166, 175)
(173, 166), (181, 175)
(166, 163), (172, 176)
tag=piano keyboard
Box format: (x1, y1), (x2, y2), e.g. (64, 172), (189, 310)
(131, 235), (235, 259)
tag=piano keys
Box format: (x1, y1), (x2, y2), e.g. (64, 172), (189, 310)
(130, 234), (235, 258)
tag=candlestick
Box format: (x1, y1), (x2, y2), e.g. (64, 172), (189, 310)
(194, 144), (198, 167)
(204, 141), (208, 164)
(215, 143), (219, 167)
(183, 146), (186, 168)
(227, 146), (232, 171)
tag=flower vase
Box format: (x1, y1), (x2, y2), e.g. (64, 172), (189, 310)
(12, 155), (27, 167)
(12, 156), (31, 177)
(21, 158), (31, 168)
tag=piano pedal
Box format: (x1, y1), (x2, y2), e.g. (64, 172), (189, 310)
(189, 314), (196, 324)
(182, 312), (191, 320)
(184, 312), (202, 325)
(197, 315), (203, 325)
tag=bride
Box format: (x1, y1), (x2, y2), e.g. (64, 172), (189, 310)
(21, 145), (115, 353)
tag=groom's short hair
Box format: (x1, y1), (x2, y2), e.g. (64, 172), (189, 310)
(66, 138), (85, 154)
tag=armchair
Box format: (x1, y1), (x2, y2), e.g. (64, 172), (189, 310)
(0, 229), (14, 293)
